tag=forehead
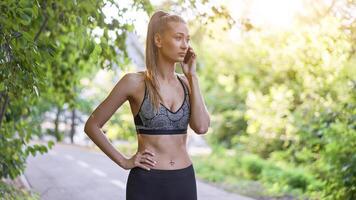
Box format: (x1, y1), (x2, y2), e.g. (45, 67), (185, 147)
(166, 22), (189, 36)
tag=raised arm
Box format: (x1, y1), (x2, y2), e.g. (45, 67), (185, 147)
(179, 74), (211, 135)
(84, 73), (134, 169)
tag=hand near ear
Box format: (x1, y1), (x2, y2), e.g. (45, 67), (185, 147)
(180, 47), (197, 77)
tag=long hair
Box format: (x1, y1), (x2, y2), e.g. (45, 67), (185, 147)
(143, 10), (186, 113)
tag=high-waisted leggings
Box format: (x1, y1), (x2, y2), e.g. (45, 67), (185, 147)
(126, 164), (197, 200)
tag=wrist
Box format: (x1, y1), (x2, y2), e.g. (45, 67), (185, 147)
(118, 156), (128, 168)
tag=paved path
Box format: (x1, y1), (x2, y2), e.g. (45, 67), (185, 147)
(24, 142), (254, 200)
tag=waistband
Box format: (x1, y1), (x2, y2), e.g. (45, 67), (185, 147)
(130, 164), (194, 179)
(136, 128), (187, 135)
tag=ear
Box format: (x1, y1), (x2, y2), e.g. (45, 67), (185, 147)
(154, 33), (162, 48)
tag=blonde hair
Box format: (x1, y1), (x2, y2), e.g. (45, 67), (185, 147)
(142, 10), (186, 113)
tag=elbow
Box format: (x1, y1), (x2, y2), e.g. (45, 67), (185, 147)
(84, 114), (100, 134)
(84, 122), (91, 135)
(195, 125), (209, 135)
(192, 116), (211, 134)
(197, 128), (208, 135)
(84, 115), (91, 134)
(84, 120), (97, 135)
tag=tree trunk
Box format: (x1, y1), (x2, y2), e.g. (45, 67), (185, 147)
(54, 106), (62, 141)
(70, 109), (76, 144)
(0, 91), (9, 129)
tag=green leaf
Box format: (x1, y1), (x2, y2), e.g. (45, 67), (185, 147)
(47, 140), (55, 149)
(19, 8), (33, 25)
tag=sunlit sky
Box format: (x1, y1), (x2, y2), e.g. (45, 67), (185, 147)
(228, 0), (304, 28)
(96, 0), (311, 42)
(97, 0), (356, 44)
(112, 0), (306, 37)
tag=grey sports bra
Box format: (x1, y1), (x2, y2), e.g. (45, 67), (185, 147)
(134, 75), (190, 135)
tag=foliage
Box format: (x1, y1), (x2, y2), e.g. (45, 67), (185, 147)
(0, 180), (40, 200)
(192, 146), (316, 199)
(196, 14), (355, 199)
(0, 0), (152, 179)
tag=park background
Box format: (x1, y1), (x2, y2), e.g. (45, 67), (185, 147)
(1, 0), (355, 199)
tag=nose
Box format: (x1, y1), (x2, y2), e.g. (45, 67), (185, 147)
(181, 39), (189, 50)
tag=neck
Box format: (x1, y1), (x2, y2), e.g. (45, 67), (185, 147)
(156, 53), (177, 83)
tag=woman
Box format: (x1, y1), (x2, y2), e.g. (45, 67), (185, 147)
(84, 10), (210, 200)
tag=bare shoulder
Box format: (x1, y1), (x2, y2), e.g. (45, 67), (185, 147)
(84, 71), (145, 128)
(177, 73), (191, 94)
(123, 71), (145, 83)
(119, 71), (145, 97)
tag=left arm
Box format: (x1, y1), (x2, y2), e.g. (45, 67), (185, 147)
(180, 47), (211, 134)
(186, 74), (210, 134)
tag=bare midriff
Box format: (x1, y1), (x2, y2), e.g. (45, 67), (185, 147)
(137, 132), (192, 170)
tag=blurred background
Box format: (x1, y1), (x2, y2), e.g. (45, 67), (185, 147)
(1, 0), (355, 199)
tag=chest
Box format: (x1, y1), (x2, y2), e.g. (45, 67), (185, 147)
(130, 82), (186, 115)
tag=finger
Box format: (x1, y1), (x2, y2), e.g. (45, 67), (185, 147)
(138, 163), (151, 171)
(141, 156), (156, 166)
(143, 149), (155, 157)
(141, 160), (156, 167)
(142, 155), (156, 163)
(134, 158), (152, 169)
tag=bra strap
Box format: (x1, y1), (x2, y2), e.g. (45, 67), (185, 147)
(143, 79), (147, 97)
(177, 75), (188, 95)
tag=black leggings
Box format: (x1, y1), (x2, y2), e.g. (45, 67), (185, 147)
(126, 164), (197, 200)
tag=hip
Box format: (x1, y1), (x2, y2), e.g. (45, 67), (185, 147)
(128, 163), (196, 180)
(126, 164), (197, 200)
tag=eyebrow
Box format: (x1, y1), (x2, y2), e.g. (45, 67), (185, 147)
(175, 32), (190, 37)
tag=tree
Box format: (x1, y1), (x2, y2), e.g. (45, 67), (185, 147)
(0, 0), (153, 179)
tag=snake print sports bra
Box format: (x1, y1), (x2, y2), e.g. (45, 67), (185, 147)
(134, 75), (191, 135)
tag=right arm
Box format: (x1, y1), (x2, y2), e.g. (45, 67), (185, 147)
(84, 73), (155, 170)
(84, 73), (132, 169)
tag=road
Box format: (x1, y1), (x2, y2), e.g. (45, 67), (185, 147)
(24, 142), (254, 200)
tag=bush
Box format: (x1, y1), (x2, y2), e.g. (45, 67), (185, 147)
(242, 155), (264, 180)
(283, 170), (310, 191)
(0, 180), (39, 200)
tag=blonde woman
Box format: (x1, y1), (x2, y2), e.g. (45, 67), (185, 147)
(84, 10), (210, 200)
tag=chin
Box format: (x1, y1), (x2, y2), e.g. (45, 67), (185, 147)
(173, 58), (183, 63)
(178, 57), (185, 62)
